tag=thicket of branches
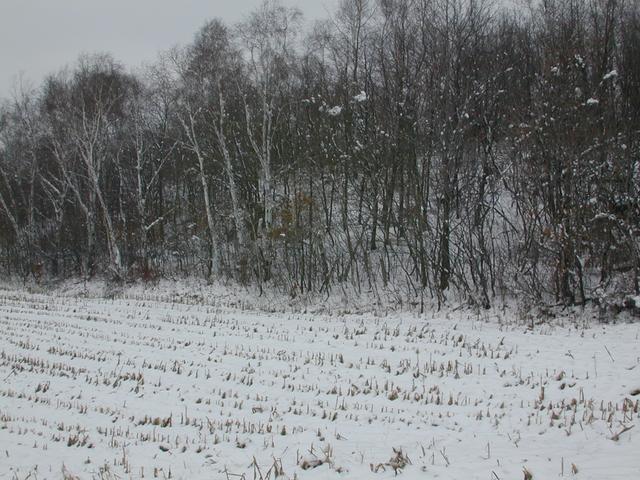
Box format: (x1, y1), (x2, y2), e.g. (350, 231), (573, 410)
(1, 0), (639, 310)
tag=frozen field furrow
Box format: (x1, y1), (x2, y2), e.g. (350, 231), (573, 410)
(0, 289), (638, 479)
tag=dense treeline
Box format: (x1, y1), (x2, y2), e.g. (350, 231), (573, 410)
(1, 0), (639, 311)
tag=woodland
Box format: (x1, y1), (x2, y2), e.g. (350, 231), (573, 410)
(0, 0), (638, 312)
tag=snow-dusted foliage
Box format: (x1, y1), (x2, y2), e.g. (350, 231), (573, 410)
(353, 91), (367, 103)
(0, 0), (639, 312)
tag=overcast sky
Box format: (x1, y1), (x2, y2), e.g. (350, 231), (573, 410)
(0, 0), (337, 98)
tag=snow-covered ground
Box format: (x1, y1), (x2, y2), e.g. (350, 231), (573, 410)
(0, 287), (638, 479)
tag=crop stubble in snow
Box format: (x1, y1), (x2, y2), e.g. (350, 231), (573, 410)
(0, 289), (638, 479)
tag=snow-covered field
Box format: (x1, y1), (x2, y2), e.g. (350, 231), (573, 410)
(0, 287), (638, 479)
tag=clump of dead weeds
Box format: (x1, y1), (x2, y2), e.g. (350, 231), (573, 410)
(371, 448), (411, 475)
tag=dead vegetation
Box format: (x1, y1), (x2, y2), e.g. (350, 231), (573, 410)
(0, 290), (637, 478)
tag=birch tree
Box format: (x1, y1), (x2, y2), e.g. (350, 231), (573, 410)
(43, 55), (133, 280)
(237, 0), (302, 235)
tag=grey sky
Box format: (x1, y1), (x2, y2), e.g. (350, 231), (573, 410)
(0, 0), (337, 98)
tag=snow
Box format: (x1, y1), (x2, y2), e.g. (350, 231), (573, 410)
(327, 105), (342, 116)
(586, 98), (600, 106)
(0, 287), (638, 479)
(353, 91), (367, 103)
(603, 70), (618, 81)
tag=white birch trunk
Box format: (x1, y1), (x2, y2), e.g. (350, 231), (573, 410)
(181, 113), (220, 277)
(216, 88), (246, 248)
